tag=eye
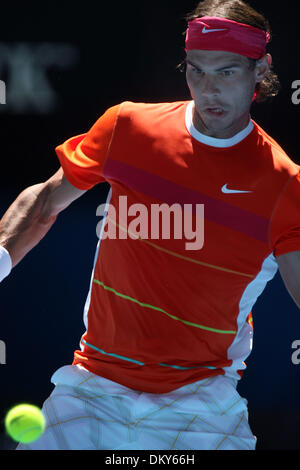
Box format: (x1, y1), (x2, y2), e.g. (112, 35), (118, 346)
(222, 70), (234, 76)
(192, 67), (202, 75)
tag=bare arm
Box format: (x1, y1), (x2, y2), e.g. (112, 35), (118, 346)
(276, 251), (300, 309)
(0, 167), (87, 268)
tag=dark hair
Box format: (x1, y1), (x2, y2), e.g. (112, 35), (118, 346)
(178, 0), (280, 103)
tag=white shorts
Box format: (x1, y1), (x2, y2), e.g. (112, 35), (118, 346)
(17, 365), (256, 450)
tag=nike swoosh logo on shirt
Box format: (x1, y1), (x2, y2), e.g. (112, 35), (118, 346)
(202, 26), (227, 34)
(222, 184), (253, 194)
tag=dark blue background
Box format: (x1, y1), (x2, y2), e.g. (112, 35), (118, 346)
(1, 0), (300, 450)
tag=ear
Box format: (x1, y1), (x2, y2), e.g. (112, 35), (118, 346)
(255, 53), (272, 83)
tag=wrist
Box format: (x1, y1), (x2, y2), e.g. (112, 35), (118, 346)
(0, 245), (12, 282)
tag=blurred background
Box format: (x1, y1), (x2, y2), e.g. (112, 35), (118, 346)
(1, 0), (300, 450)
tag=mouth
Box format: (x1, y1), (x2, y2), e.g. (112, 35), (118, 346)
(204, 107), (226, 118)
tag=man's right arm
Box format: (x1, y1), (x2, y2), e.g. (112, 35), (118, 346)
(0, 166), (87, 271)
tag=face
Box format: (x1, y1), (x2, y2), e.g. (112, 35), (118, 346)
(185, 50), (271, 139)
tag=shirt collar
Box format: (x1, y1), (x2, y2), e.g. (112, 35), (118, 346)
(185, 100), (254, 148)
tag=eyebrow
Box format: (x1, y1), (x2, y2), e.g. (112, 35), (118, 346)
(185, 59), (242, 71)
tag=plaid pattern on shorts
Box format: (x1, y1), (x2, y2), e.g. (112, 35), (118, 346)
(16, 365), (256, 450)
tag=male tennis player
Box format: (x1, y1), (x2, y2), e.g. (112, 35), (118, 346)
(1, 0), (300, 450)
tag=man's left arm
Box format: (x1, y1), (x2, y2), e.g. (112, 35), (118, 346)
(276, 251), (300, 309)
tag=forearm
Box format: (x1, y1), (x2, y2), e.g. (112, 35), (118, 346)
(0, 183), (58, 269)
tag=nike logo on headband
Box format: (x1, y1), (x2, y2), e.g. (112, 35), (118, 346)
(202, 26), (227, 34)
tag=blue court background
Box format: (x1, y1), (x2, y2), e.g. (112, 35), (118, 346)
(1, 0), (300, 450)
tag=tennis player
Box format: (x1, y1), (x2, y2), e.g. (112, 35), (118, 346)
(1, 0), (300, 450)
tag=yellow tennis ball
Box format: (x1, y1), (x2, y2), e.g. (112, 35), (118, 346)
(5, 404), (46, 444)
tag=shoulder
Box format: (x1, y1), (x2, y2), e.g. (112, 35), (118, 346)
(118, 100), (190, 119)
(114, 100), (190, 141)
(252, 119), (300, 176)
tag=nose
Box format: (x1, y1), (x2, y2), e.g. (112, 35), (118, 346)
(200, 74), (220, 97)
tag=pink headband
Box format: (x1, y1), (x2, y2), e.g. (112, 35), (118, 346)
(185, 17), (270, 59)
